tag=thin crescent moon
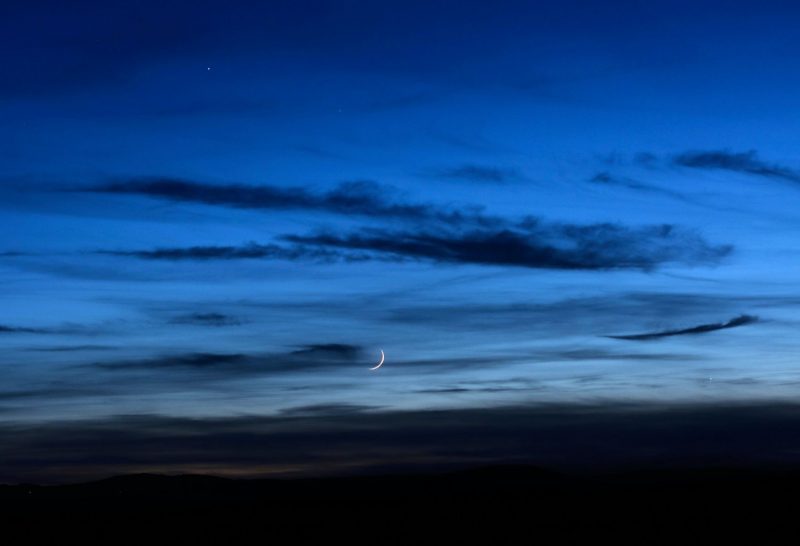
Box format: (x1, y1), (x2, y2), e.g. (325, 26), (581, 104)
(369, 349), (385, 371)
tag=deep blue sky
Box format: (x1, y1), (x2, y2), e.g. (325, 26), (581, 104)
(3, 0), (800, 482)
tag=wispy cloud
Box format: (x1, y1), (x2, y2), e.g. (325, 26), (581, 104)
(589, 172), (695, 204)
(290, 343), (361, 358)
(606, 314), (758, 341)
(279, 403), (380, 417)
(673, 150), (800, 183)
(0, 324), (52, 334)
(92, 344), (365, 375)
(0, 386), (106, 402)
(100, 243), (362, 261)
(433, 164), (525, 184)
(104, 221), (731, 271)
(169, 312), (242, 327)
(26, 345), (116, 352)
(92, 175), (731, 271)
(282, 222), (732, 271)
(380, 292), (770, 341)
(89, 178), (491, 226)
(94, 352), (250, 370)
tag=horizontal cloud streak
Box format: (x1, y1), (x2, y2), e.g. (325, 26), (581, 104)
(100, 243), (365, 261)
(279, 403), (380, 417)
(673, 150), (800, 183)
(169, 313), (241, 327)
(590, 172), (695, 204)
(89, 174), (733, 271)
(100, 223), (732, 271)
(0, 325), (52, 334)
(607, 314), (758, 341)
(283, 223), (732, 270)
(92, 345), (365, 375)
(89, 178), (492, 226)
(290, 344), (361, 358)
(435, 164), (524, 184)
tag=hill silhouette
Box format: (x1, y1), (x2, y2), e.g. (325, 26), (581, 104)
(1, 464), (798, 518)
(4, 464), (799, 540)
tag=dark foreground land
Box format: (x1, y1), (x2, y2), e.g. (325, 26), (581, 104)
(1, 465), (799, 539)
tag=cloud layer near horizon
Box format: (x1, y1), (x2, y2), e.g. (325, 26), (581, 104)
(5, 402), (800, 484)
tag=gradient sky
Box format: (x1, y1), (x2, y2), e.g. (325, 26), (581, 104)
(3, 0), (800, 482)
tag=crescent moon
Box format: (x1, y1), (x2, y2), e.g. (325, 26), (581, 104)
(369, 349), (385, 371)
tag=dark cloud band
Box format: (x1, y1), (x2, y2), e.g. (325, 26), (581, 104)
(673, 150), (800, 183)
(5, 402), (800, 484)
(607, 314), (758, 341)
(101, 223), (732, 271)
(434, 164), (524, 184)
(89, 178), (490, 226)
(282, 223), (731, 271)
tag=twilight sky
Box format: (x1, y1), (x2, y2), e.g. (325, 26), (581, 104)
(3, 0), (800, 483)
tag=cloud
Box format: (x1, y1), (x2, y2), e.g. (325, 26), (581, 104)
(92, 344), (365, 375)
(589, 172), (695, 203)
(634, 152), (658, 166)
(378, 292), (770, 342)
(169, 313), (241, 327)
(673, 150), (800, 183)
(549, 348), (693, 361)
(105, 221), (731, 271)
(434, 164), (525, 184)
(279, 403), (380, 417)
(94, 352), (250, 370)
(92, 175), (732, 271)
(0, 324), (51, 334)
(283, 223), (732, 270)
(404, 348), (694, 372)
(416, 387), (476, 394)
(89, 178), (490, 226)
(0, 322), (98, 336)
(7, 402), (800, 483)
(0, 386), (105, 402)
(606, 314), (758, 341)
(26, 345), (115, 352)
(82, 345), (577, 388)
(100, 242), (361, 261)
(87, 344), (549, 379)
(415, 380), (545, 395)
(290, 344), (361, 358)
(427, 129), (514, 154)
